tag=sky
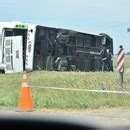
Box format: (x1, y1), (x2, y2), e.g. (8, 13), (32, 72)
(0, 0), (130, 54)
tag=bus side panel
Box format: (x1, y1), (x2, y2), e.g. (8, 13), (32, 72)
(25, 25), (36, 71)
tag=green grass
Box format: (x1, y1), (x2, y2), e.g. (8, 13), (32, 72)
(0, 56), (129, 109)
(32, 89), (130, 109)
(29, 71), (130, 90)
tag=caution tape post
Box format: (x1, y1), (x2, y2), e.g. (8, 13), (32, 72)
(117, 45), (125, 88)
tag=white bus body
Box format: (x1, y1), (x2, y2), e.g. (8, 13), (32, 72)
(0, 21), (36, 73)
(25, 24), (36, 71)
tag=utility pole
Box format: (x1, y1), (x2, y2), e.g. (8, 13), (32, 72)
(127, 28), (130, 55)
(127, 28), (130, 32)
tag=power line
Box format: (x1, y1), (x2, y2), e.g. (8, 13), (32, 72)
(90, 19), (130, 31)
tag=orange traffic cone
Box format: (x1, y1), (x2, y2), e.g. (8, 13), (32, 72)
(17, 71), (33, 112)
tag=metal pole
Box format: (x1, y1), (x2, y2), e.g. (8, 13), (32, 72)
(119, 72), (124, 88)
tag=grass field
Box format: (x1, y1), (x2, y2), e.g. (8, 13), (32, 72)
(0, 56), (130, 109)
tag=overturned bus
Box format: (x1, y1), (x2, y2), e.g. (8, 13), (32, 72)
(0, 21), (113, 73)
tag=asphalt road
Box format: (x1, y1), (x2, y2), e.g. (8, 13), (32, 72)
(0, 108), (130, 128)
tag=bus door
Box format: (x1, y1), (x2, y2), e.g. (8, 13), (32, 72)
(4, 36), (23, 73)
